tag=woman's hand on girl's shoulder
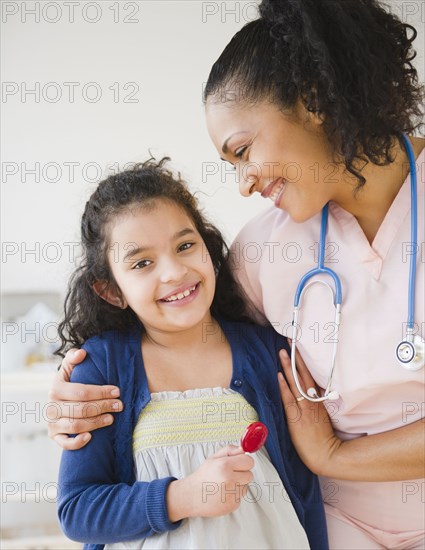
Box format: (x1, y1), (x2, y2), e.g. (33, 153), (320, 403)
(166, 445), (254, 522)
(46, 348), (123, 450)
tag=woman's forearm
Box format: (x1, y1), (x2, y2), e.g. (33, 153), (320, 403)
(321, 419), (425, 481)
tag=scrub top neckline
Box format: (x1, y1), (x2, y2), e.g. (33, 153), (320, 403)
(328, 146), (424, 280)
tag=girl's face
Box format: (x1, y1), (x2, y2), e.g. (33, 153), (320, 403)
(106, 200), (216, 336)
(205, 99), (350, 222)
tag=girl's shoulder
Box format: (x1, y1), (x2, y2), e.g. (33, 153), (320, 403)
(82, 327), (141, 353)
(220, 318), (288, 357)
(72, 327), (142, 385)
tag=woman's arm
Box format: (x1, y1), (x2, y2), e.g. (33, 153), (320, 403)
(47, 349), (123, 450)
(278, 349), (425, 482)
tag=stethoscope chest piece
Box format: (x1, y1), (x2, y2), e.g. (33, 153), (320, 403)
(396, 335), (425, 371)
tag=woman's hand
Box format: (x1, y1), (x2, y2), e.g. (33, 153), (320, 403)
(278, 347), (343, 476)
(279, 346), (425, 481)
(46, 348), (123, 450)
(166, 445), (254, 522)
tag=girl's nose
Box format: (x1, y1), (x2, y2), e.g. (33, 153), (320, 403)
(159, 256), (189, 283)
(237, 162), (259, 197)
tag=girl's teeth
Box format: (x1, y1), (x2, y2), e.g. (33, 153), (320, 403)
(164, 285), (196, 302)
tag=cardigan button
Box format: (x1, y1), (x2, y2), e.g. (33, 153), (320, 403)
(233, 379), (243, 387)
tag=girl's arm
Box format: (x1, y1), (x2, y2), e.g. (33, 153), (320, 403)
(57, 355), (181, 544)
(278, 350), (425, 481)
(58, 355), (255, 544)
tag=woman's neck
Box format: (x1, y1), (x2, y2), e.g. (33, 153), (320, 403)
(333, 136), (423, 244)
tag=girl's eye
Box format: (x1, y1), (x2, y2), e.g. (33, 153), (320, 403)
(132, 259), (152, 270)
(178, 242), (194, 252)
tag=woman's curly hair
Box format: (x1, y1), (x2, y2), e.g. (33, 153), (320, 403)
(204, 0), (424, 187)
(56, 158), (252, 357)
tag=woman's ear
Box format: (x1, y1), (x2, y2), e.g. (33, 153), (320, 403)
(92, 280), (128, 309)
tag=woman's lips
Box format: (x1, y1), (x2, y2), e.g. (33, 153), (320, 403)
(261, 178), (286, 206)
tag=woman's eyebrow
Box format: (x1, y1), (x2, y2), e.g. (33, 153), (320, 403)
(222, 131), (248, 154)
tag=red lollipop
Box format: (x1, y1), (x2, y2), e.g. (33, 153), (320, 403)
(241, 421), (268, 453)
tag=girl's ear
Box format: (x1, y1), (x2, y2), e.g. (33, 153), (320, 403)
(92, 280), (128, 309)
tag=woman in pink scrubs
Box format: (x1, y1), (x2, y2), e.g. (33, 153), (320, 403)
(49, 1), (424, 547)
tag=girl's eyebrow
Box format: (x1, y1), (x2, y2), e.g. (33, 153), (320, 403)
(222, 131), (248, 154)
(122, 228), (196, 262)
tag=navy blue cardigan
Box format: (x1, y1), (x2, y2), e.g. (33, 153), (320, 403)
(57, 319), (328, 549)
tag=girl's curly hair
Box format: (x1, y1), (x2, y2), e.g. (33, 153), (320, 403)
(204, 0), (424, 187)
(56, 158), (251, 357)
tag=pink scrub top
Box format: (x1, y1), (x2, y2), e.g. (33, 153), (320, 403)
(230, 148), (424, 534)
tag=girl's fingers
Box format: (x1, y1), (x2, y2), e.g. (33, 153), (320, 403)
(213, 445), (242, 458)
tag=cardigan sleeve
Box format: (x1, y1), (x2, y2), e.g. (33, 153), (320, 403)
(57, 352), (182, 544)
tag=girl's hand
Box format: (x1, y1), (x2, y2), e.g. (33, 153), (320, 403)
(166, 445), (254, 521)
(278, 347), (343, 476)
(46, 348), (123, 450)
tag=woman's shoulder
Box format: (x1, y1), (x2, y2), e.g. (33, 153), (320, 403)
(232, 203), (291, 244)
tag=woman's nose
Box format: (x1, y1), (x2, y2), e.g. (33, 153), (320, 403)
(236, 162), (258, 197)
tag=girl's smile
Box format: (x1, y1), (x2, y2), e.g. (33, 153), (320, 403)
(159, 282), (200, 305)
(105, 199), (216, 337)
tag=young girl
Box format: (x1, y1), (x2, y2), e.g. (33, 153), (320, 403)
(56, 159), (327, 550)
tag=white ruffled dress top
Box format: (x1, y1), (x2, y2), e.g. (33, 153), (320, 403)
(105, 387), (310, 550)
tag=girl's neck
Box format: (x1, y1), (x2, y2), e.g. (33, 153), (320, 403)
(141, 313), (232, 393)
(142, 312), (223, 352)
(333, 136), (423, 244)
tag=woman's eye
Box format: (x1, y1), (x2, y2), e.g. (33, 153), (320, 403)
(178, 242), (194, 252)
(234, 146), (248, 159)
(132, 259), (152, 270)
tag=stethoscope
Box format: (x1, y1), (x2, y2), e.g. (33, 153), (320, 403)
(290, 133), (424, 403)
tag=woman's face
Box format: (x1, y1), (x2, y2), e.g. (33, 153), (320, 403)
(205, 98), (349, 222)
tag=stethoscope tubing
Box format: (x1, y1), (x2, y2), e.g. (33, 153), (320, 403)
(402, 133), (418, 334)
(290, 133), (419, 402)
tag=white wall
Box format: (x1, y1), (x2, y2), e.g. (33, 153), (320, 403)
(2, 0), (424, 294)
